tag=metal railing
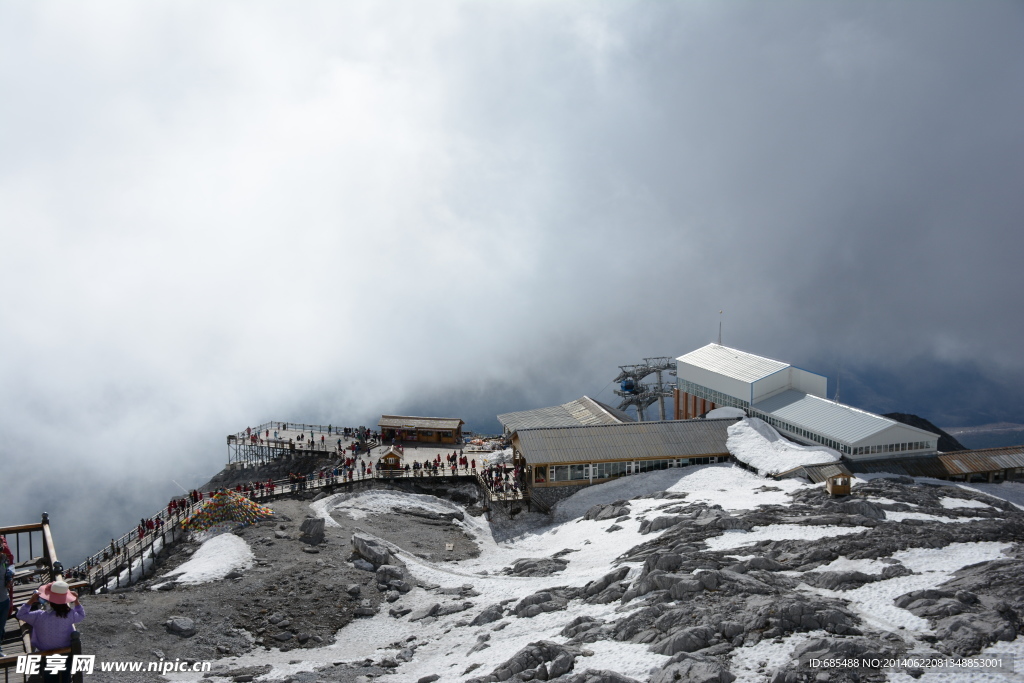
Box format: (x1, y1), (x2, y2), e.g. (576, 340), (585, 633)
(231, 422), (371, 440)
(72, 456), (526, 591)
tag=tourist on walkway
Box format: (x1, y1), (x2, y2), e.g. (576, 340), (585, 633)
(17, 581), (85, 682)
(0, 536), (14, 657)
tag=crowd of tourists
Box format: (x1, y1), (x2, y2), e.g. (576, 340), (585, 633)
(70, 427), (517, 585)
(481, 463), (524, 496)
(243, 424), (379, 453)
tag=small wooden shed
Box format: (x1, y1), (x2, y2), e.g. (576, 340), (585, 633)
(825, 474), (852, 496)
(775, 462), (854, 497)
(379, 445), (405, 471)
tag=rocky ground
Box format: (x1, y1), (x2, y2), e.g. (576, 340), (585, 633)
(81, 484), (484, 683)
(78, 471), (1024, 683)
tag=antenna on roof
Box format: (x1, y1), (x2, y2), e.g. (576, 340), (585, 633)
(833, 365), (841, 403)
(717, 311), (723, 345)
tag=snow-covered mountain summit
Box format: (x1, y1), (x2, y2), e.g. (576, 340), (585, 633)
(85, 462), (1024, 683)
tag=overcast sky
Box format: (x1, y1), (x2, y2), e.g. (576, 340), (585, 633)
(2, 1), (1023, 561)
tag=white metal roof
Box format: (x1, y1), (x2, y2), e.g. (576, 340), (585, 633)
(497, 396), (633, 433)
(677, 343), (789, 384)
(753, 390), (937, 445)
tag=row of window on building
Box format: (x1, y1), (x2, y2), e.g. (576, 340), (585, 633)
(678, 380), (748, 410)
(851, 442), (931, 456)
(534, 456), (724, 484)
(748, 410), (853, 454)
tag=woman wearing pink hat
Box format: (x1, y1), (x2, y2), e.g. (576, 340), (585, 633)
(16, 580), (84, 682)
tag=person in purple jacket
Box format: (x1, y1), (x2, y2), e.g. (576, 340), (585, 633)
(17, 580), (84, 683)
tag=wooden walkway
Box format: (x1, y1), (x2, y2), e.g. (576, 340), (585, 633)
(71, 466), (527, 594)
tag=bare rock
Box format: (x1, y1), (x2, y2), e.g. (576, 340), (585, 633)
(165, 616), (196, 637)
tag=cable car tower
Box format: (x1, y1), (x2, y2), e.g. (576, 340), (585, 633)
(613, 356), (677, 421)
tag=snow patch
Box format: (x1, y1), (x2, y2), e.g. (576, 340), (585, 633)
(727, 417), (840, 476)
(319, 489), (464, 521)
(939, 496), (992, 510)
(804, 542), (1011, 634)
(704, 524), (870, 552)
(552, 464), (807, 523)
(730, 631), (827, 683)
(870, 497), (919, 507)
(884, 511), (977, 524)
(157, 534), (253, 586)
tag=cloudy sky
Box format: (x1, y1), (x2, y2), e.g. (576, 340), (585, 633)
(2, 1), (1022, 561)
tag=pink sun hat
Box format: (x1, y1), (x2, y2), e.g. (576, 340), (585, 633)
(38, 580), (77, 605)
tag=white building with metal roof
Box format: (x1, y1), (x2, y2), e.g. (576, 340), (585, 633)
(674, 343), (939, 459)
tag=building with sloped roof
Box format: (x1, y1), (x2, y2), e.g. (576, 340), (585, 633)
(497, 396), (633, 435)
(844, 445), (1024, 483)
(513, 418), (737, 495)
(674, 343), (939, 459)
(378, 415), (464, 445)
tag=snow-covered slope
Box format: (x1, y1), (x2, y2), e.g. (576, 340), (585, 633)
(164, 465), (1024, 683)
(727, 416), (840, 475)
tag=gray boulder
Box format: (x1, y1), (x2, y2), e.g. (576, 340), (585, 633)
(792, 636), (903, 668)
(298, 518), (325, 545)
(353, 599), (378, 617)
(465, 640), (578, 683)
(408, 604), (441, 622)
(504, 557), (570, 577)
(825, 499), (887, 520)
(436, 601), (473, 616)
(640, 516), (687, 535)
(649, 626), (715, 655)
(352, 531), (395, 567)
(514, 591), (569, 618)
(376, 565), (405, 584)
(651, 653), (736, 683)
(561, 615), (606, 639)
(585, 502), (631, 521)
(165, 616), (196, 637)
(562, 670), (641, 683)
(471, 604), (505, 626)
(585, 567), (631, 596)
(934, 612), (1016, 656)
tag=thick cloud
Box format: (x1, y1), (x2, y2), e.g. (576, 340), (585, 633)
(1, 2), (1022, 561)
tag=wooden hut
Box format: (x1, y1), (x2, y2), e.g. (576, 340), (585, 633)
(825, 474), (851, 496)
(379, 445), (405, 471)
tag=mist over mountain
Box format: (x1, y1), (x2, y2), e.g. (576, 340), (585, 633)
(3, 1), (1024, 568)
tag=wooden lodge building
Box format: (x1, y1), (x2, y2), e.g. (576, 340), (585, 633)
(378, 415), (464, 445)
(846, 445), (1024, 483)
(511, 418), (739, 508)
